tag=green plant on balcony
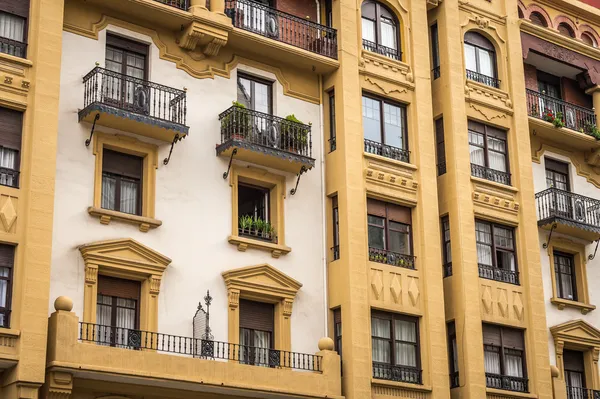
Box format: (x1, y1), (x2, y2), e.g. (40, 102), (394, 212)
(223, 101), (252, 140)
(239, 215), (254, 235)
(239, 215), (276, 242)
(543, 109), (565, 128)
(581, 122), (600, 140)
(280, 114), (310, 153)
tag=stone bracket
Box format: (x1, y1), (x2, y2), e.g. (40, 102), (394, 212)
(179, 20), (229, 56)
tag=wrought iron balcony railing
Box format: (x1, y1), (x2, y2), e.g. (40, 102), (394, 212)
(471, 163), (511, 186)
(79, 322), (322, 372)
(368, 247), (416, 270)
(219, 105), (313, 158)
(81, 67), (187, 128)
(567, 386), (600, 399)
(0, 36), (26, 59)
(535, 188), (600, 234)
(450, 371), (459, 388)
(373, 362), (422, 384)
(155, 0), (189, 9)
(362, 39), (401, 61)
(479, 264), (520, 285)
(364, 138), (410, 163)
(0, 167), (19, 189)
(486, 373), (528, 393)
(526, 89), (597, 135)
(225, 0), (337, 59)
(466, 69), (500, 89)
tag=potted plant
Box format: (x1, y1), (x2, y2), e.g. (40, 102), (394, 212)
(239, 215), (253, 235)
(543, 109), (565, 128)
(280, 114), (310, 153)
(583, 122), (600, 140)
(221, 101), (251, 141)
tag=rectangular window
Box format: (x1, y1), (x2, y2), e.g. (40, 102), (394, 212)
(332, 195), (340, 260)
(96, 275), (141, 348)
(554, 251), (577, 301)
(362, 94), (409, 163)
(0, 244), (14, 328)
(447, 321), (459, 388)
(237, 73), (272, 115)
(238, 183), (274, 242)
(367, 198), (414, 269)
(239, 299), (275, 366)
(435, 117), (446, 175)
(564, 350), (586, 394)
(0, 8), (27, 58)
(101, 149), (143, 216)
(371, 311), (421, 384)
(476, 219), (519, 284)
(0, 107), (22, 188)
(442, 216), (452, 277)
(545, 158), (570, 191)
(329, 91), (336, 152)
(483, 324), (527, 393)
(468, 120), (510, 185)
(430, 22), (440, 79)
(334, 308), (342, 360)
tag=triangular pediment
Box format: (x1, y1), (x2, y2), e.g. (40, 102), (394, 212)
(79, 238), (171, 273)
(551, 319), (600, 347)
(222, 264), (302, 299)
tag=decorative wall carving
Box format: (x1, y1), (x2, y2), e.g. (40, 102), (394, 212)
(468, 103), (508, 122)
(480, 282), (526, 325)
(0, 195), (17, 233)
(472, 178), (520, 221)
(372, 384), (430, 398)
(363, 76), (409, 97)
(360, 51), (415, 92)
(465, 81), (513, 116)
(370, 265), (421, 314)
(364, 155), (418, 206)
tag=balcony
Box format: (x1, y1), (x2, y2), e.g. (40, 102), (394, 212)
(466, 69), (500, 89)
(535, 188), (600, 241)
(478, 264), (520, 285)
(216, 105), (314, 173)
(47, 299), (341, 398)
(364, 139), (410, 163)
(368, 247), (416, 270)
(155, 0), (189, 10)
(79, 67), (188, 142)
(362, 39), (401, 61)
(486, 373), (528, 393)
(225, 0), (338, 60)
(0, 37), (27, 59)
(373, 362), (422, 385)
(567, 386), (600, 399)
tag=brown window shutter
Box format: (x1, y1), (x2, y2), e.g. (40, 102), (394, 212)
(333, 308), (341, 324)
(367, 198), (386, 217)
(482, 323), (501, 346)
(103, 149), (143, 179)
(386, 203), (411, 224)
(468, 120), (485, 134)
(545, 158), (569, 175)
(106, 34), (149, 56)
(0, 0), (30, 18)
(239, 299), (274, 332)
(464, 32), (494, 51)
(97, 275), (141, 301)
(563, 350), (585, 371)
(502, 327), (524, 350)
(0, 107), (23, 152)
(0, 244), (15, 268)
(486, 125), (507, 140)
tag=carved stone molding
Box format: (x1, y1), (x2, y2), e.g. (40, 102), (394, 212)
(178, 20), (229, 56)
(465, 81), (513, 116)
(228, 288), (240, 308)
(84, 265), (98, 284)
(360, 51), (415, 92)
(149, 275), (161, 295)
(480, 282), (526, 325)
(370, 266), (422, 314)
(364, 155), (418, 206)
(472, 178), (520, 221)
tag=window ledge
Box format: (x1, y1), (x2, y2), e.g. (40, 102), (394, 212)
(371, 378), (432, 392)
(0, 328), (20, 337)
(551, 297), (596, 314)
(228, 235), (291, 258)
(471, 176), (518, 194)
(87, 207), (162, 232)
(363, 151), (418, 171)
(0, 52), (32, 69)
(486, 388), (537, 399)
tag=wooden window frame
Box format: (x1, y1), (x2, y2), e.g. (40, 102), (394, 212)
(362, 93), (409, 151)
(482, 324), (527, 383)
(329, 91), (336, 152)
(464, 32), (498, 79)
(367, 200), (413, 256)
(475, 219), (519, 282)
(0, 244), (14, 329)
(361, 1), (401, 56)
(468, 120), (510, 177)
(371, 310), (421, 372)
(554, 251), (578, 301)
(106, 34), (149, 79)
(441, 216), (452, 277)
(545, 158), (570, 191)
(0, 1), (30, 58)
(101, 149), (143, 216)
(435, 117), (446, 175)
(239, 299), (275, 365)
(0, 107), (23, 188)
(237, 72), (273, 115)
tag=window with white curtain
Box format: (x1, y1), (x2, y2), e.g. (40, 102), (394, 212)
(483, 324), (527, 393)
(554, 252), (577, 301)
(468, 120), (510, 185)
(95, 275), (140, 348)
(0, 107), (23, 188)
(476, 219), (518, 284)
(239, 299), (274, 367)
(464, 31), (497, 87)
(101, 149), (143, 216)
(361, 1), (400, 60)
(0, 12), (26, 58)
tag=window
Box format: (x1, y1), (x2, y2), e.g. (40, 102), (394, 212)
(469, 120), (510, 185)
(96, 275), (141, 348)
(371, 311), (421, 384)
(238, 183), (275, 242)
(367, 198), (414, 269)
(239, 299), (275, 366)
(464, 31), (498, 88)
(483, 324), (527, 393)
(325, 0), (333, 28)
(361, 1), (400, 60)
(545, 158), (569, 191)
(558, 23), (575, 39)
(545, 159), (572, 220)
(476, 219), (519, 284)
(447, 321), (459, 388)
(329, 91), (336, 152)
(442, 216), (452, 277)
(537, 71), (561, 99)
(0, 8), (27, 58)
(564, 350), (586, 396)
(435, 117), (446, 175)
(581, 33), (597, 47)
(332, 195), (340, 260)
(554, 252), (577, 301)
(362, 94), (409, 162)
(237, 73), (272, 114)
(431, 22), (440, 79)
(101, 149), (143, 216)
(0, 107), (22, 188)
(0, 244), (14, 328)
(334, 308), (342, 359)
(529, 12), (548, 27)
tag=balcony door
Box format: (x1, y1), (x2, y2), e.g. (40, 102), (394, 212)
(545, 158), (573, 219)
(237, 73), (274, 144)
(564, 350), (586, 399)
(96, 275), (141, 348)
(239, 299), (276, 367)
(235, 0), (278, 37)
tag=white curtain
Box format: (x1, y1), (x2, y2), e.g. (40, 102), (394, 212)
(254, 330), (270, 365)
(394, 320), (416, 367)
(476, 222), (493, 266)
(478, 48), (494, 77)
(0, 147), (16, 187)
(101, 175), (116, 211)
(0, 267), (7, 327)
(568, 372), (583, 388)
(96, 295), (112, 345)
(371, 318), (391, 363)
(505, 353), (523, 377)
(0, 12), (24, 42)
(487, 137), (506, 172)
(464, 44), (477, 71)
(115, 297), (136, 347)
(484, 349), (501, 374)
(380, 18), (396, 49)
(120, 179), (138, 215)
(362, 18), (375, 42)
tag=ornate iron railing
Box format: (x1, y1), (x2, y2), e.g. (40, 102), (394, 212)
(225, 0), (337, 59)
(332, 245), (340, 261)
(450, 371), (459, 388)
(154, 0), (189, 9)
(364, 139), (409, 163)
(0, 36), (27, 59)
(368, 247), (416, 270)
(432, 66), (441, 80)
(471, 163), (511, 186)
(82, 67), (187, 126)
(535, 188), (600, 232)
(79, 322), (322, 372)
(479, 264), (520, 285)
(466, 69), (500, 89)
(443, 262), (453, 278)
(486, 373), (528, 393)
(238, 227), (277, 243)
(567, 386), (600, 399)
(373, 363), (422, 384)
(526, 89), (597, 134)
(0, 167), (19, 189)
(362, 39), (401, 61)
(219, 106), (313, 158)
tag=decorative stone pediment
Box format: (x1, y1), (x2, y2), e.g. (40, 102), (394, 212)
(551, 320), (600, 347)
(222, 264), (302, 302)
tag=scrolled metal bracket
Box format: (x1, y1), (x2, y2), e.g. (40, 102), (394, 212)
(85, 113), (100, 147)
(589, 239), (600, 261)
(290, 166), (308, 196)
(543, 223), (558, 249)
(163, 134), (183, 166)
(222, 148), (237, 180)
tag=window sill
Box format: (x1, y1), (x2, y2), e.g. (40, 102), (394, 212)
(371, 378), (432, 392)
(471, 176), (518, 194)
(364, 151), (417, 171)
(228, 235), (291, 258)
(0, 328), (20, 337)
(486, 388), (537, 398)
(87, 207), (162, 232)
(0, 52), (32, 68)
(551, 297), (596, 314)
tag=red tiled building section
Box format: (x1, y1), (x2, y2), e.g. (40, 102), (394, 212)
(580, 0), (600, 8)
(277, 0), (317, 21)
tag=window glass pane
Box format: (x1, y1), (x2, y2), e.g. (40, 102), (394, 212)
(0, 12), (25, 42)
(120, 178), (139, 215)
(372, 317), (391, 338)
(475, 222), (492, 244)
(237, 77), (252, 109)
(464, 43), (477, 71)
(496, 251), (516, 271)
(372, 339), (391, 363)
(383, 103), (404, 149)
(363, 97), (381, 142)
(362, 18), (376, 42)
(368, 225), (385, 249)
(484, 348), (501, 374)
(389, 229), (410, 254)
(96, 295), (112, 326)
(395, 319), (416, 342)
(470, 146), (485, 167)
(477, 48), (494, 77)
(505, 351), (523, 377)
(0, 147), (16, 170)
(489, 151), (506, 172)
(395, 342), (416, 367)
(380, 18), (396, 49)
(254, 82), (270, 114)
(0, 279), (7, 308)
(101, 174), (116, 211)
(494, 227), (514, 249)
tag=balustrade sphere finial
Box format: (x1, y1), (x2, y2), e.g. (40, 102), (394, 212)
(54, 296), (73, 312)
(318, 337), (334, 351)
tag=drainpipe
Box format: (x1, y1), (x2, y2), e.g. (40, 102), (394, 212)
(315, 0), (321, 24)
(318, 74), (328, 338)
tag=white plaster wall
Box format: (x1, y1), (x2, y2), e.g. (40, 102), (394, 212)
(532, 151), (600, 365)
(51, 26), (326, 355)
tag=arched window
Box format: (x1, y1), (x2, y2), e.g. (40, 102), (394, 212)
(361, 1), (400, 60)
(558, 23), (575, 38)
(464, 31), (499, 88)
(582, 32), (597, 47)
(529, 12), (548, 27)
